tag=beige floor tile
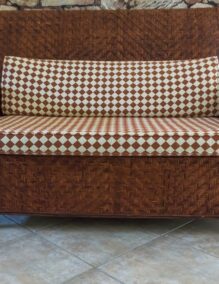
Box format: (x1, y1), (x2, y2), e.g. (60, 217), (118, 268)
(0, 216), (30, 245)
(0, 233), (91, 284)
(38, 219), (157, 266)
(5, 215), (69, 232)
(1, 216), (218, 284)
(100, 235), (219, 284)
(170, 218), (219, 259)
(26, 251), (92, 284)
(140, 218), (194, 235)
(0, 269), (47, 284)
(66, 269), (121, 284)
(74, 219), (159, 242)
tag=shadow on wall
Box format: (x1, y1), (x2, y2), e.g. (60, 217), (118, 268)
(0, 0), (218, 11)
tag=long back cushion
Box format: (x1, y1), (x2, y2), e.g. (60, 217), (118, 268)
(1, 56), (218, 117)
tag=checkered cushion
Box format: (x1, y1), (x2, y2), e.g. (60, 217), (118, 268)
(2, 56), (219, 117)
(0, 116), (218, 156)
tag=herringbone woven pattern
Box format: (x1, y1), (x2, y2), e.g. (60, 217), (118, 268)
(0, 10), (217, 63)
(0, 155), (219, 217)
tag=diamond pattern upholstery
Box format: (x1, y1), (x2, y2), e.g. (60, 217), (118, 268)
(2, 56), (219, 117)
(0, 116), (218, 156)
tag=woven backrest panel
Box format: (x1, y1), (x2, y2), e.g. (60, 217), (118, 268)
(0, 8), (219, 113)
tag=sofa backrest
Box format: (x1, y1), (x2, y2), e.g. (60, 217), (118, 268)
(0, 9), (218, 115)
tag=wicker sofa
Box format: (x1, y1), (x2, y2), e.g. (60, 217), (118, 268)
(0, 8), (218, 218)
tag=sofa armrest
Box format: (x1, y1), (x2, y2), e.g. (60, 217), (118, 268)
(0, 87), (2, 116)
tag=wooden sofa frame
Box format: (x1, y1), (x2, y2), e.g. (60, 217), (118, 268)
(0, 9), (218, 217)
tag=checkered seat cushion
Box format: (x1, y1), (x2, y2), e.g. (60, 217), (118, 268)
(0, 116), (218, 156)
(1, 56), (219, 117)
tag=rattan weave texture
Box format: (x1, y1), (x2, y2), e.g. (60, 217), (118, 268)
(0, 9), (218, 217)
(0, 156), (219, 217)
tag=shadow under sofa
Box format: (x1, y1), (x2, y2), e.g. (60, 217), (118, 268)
(0, 8), (218, 217)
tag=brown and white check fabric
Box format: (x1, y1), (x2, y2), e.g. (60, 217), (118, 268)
(2, 56), (219, 117)
(0, 116), (218, 156)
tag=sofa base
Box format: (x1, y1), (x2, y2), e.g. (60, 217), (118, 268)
(0, 155), (219, 217)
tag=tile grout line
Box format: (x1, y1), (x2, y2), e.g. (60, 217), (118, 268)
(34, 228), (158, 271)
(2, 216), (95, 274)
(28, 223), (163, 271)
(3, 215), (196, 266)
(157, 219), (196, 237)
(2, 216), (196, 273)
(62, 267), (125, 284)
(95, 234), (161, 268)
(4, 215), (158, 270)
(97, 268), (126, 284)
(152, 219), (219, 266)
(61, 269), (93, 284)
(3, 216), (218, 284)
(96, 219), (196, 269)
(162, 220), (219, 262)
(183, 243), (219, 262)
(32, 231), (96, 268)
(11, 217), (161, 268)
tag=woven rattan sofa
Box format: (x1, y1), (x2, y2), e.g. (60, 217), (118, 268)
(0, 8), (218, 218)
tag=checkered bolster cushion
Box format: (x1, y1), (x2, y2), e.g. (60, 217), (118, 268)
(0, 116), (218, 156)
(1, 56), (219, 117)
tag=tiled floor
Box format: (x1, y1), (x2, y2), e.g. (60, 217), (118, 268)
(0, 216), (219, 284)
